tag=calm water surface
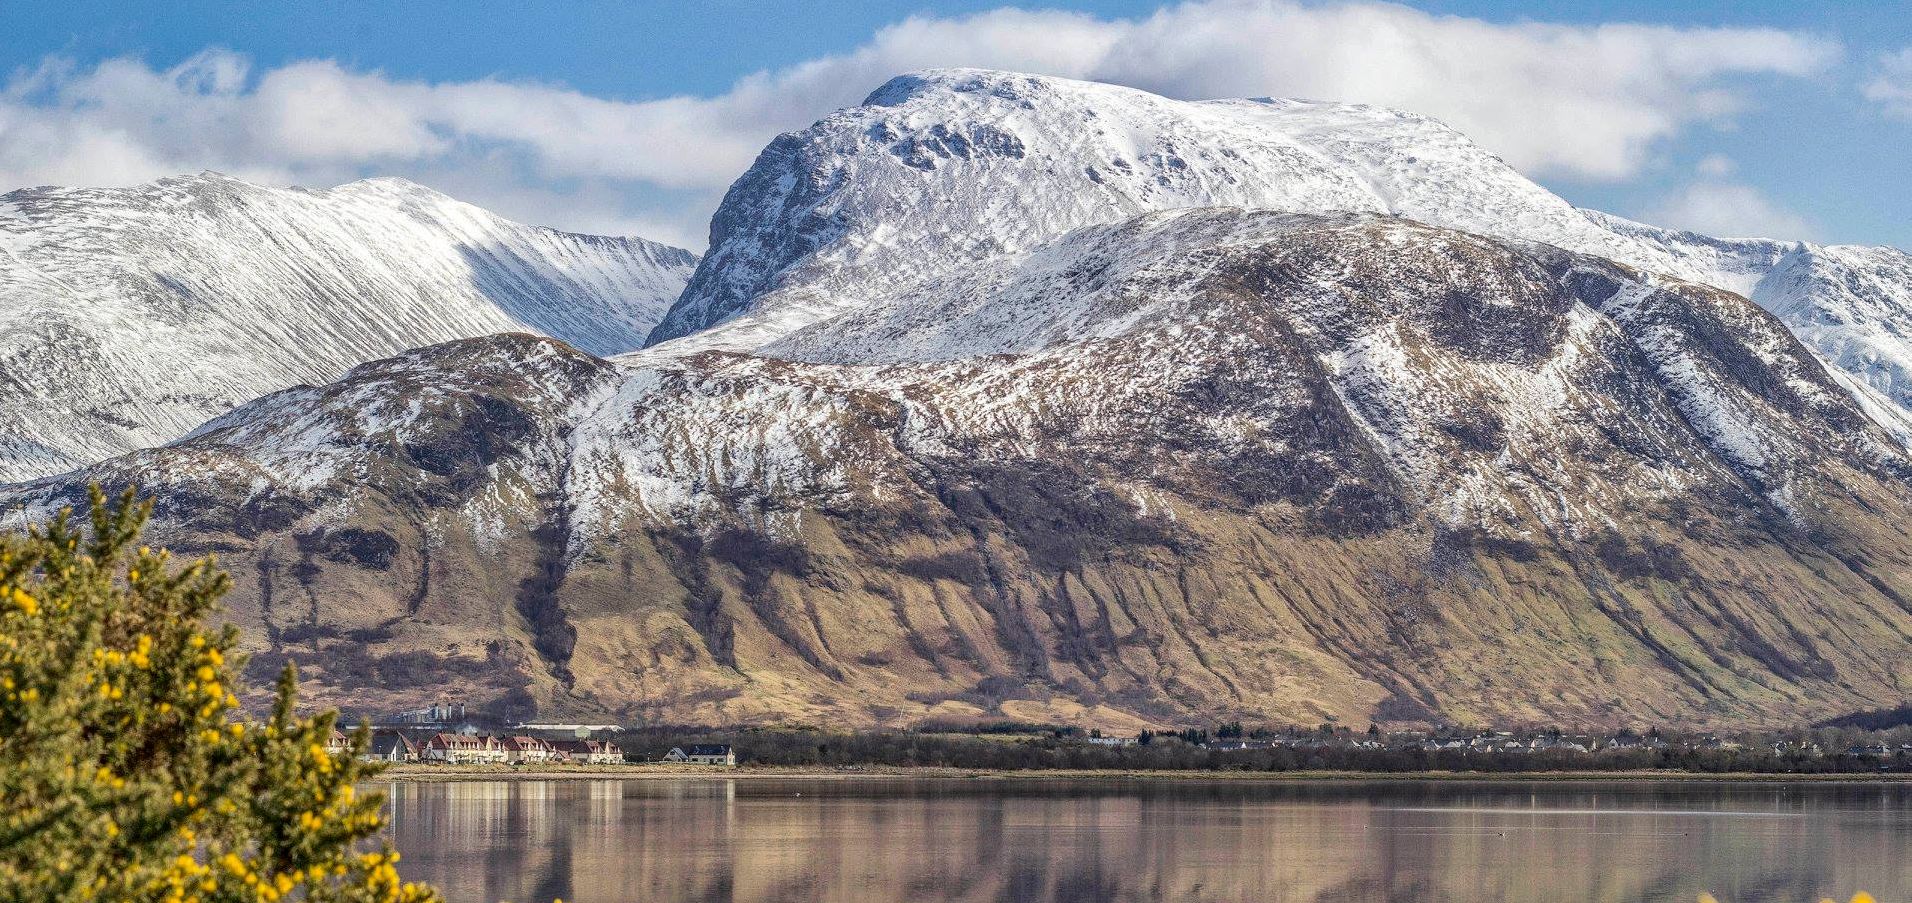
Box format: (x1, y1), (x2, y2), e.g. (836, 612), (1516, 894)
(382, 777), (1912, 903)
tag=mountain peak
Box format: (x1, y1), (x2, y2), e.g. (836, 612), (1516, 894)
(2, 171), (448, 215)
(646, 68), (1637, 352)
(167, 169), (243, 185)
(319, 174), (459, 203)
(646, 68), (1912, 445)
(858, 68), (1449, 135)
(862, 67), (1132, 107)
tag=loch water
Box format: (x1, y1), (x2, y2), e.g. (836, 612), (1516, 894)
(384, 777), (1912, 902)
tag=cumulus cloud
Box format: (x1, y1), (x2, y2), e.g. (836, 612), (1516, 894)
(1644, 158), (1815, 239)
(1084, 3), (1834, 180)
(1863, 47), (1912, 118)
(0, 1), (1841, 246)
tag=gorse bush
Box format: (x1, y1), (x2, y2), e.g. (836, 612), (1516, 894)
(0, 488), (437, 903)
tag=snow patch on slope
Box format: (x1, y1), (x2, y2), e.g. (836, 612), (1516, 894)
(0, 172), (697, 481)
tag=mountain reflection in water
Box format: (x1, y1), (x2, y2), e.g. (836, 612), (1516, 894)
(383, 778), (1912, 903)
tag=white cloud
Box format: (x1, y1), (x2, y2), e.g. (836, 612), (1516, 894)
(0, 1), (1841, 246)
(1695, 154), (1738, 179)
(1085, 3), (1835, 181)
(1644, 180), (1815, 240)
(1636, 154), (1816, 240)
(1863, 47), (1912, 118)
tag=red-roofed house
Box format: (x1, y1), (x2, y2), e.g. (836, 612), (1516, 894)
(501, 736), (557, 764)
(551, 738), (623, 765)
(424, 733), (506, 765)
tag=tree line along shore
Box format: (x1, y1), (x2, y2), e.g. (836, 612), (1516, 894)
(357, 721), (1912, 778)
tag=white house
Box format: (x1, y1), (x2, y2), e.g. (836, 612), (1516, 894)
(664, 744), (736, 766)
(363, 732), (419, 763)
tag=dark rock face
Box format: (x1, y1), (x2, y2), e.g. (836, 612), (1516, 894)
(890, 123), (1027, 170)
(312, 528), (401, 569)
(649, 133), (853, 344)
(9, 215), (1912, 730)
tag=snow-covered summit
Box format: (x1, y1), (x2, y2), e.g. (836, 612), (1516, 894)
(646, 68), (1912, 433)
(648, 68), (1663, 352)
(0, 171), (697, 481)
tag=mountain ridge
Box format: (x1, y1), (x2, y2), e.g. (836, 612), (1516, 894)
(11, 210), (1910, 729)
(644, 68), (1912, 440)
(0, 171), (697, 481)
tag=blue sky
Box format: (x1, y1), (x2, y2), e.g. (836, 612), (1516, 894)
(4, 0), (1908, 250)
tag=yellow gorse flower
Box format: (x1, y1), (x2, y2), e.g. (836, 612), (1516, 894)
(0, 488), (444, 903)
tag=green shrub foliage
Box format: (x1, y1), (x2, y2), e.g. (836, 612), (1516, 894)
(0, 488), (437, 903)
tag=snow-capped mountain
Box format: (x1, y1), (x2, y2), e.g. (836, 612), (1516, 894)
(7, 69), (1911, 729)
(648, 69), (1651, 351)
(648, 69), (1912, 437)
(12, 210), (1911, 728)
(0, 172), (697, 481)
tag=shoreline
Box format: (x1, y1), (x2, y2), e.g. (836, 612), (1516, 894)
(373, 764), (1912, 784)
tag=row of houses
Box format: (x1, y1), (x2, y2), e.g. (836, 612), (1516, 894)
(1199, 737), (1389, 753)
(1174, 730), (1677, 755)
(1841, 742), (1912, 758)
(1415, 734), (1601, 754)
(327, 730), (624, 765)
(1183, 730), (1912, 759)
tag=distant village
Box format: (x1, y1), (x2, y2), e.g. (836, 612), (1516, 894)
(330, 699), (1912, 773)
(1162, 726), (1912, 760)
(329, 699), (736, 767)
